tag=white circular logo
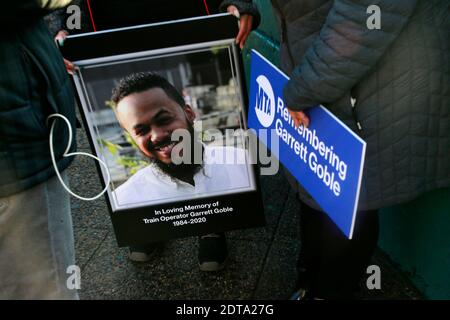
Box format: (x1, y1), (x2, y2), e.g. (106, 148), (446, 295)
(255, 75), (275, 128)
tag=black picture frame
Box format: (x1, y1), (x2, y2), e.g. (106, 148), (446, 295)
(61, 14), (265, 247)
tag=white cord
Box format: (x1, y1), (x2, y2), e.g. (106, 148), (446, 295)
(48, 113), (111, 201)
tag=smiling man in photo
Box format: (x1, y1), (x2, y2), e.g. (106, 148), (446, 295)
(111, 71), (252, 271)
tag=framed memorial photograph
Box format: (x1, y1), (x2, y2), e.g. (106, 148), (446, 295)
(61, 14), (265, 246)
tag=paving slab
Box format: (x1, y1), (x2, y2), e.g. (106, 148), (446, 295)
(79, 234), (269, 300)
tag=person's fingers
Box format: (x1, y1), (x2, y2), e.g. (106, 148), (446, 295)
(238, 16), (251, 48)
(64, 59), (75, 75)
(236, 16), (248, 46)
(298, 111), (310, 128)
(227, 5), (239, 17)
(292, 116), (301, 128)
(227, 5), (252, 49)
(289, 110), (310, 128)
(245, 16), (253, 39)
(239, 15), (253, 49)
(54, 30), (69, 46)
(289, 110), (300, 127)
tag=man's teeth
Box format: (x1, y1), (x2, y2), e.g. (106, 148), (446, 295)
(155, 142), (176, 151)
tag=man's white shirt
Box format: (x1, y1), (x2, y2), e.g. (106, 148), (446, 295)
(113, 146), (252, 208)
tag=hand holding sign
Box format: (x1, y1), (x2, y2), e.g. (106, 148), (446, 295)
(289, 109), (310, 128)
(248, 50), (367, 239)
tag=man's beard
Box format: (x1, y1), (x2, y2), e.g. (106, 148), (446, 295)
(150, 123), (203, 184)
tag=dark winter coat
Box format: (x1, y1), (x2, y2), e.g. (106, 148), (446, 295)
(0, 3), (76, 197)
(273, 0), (450, 210)
(227, 0), (450, 210)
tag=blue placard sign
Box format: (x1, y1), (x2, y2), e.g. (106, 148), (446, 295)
(248, 50), (366, 239)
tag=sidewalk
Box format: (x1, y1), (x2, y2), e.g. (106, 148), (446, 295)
(69, 125), (422, 300)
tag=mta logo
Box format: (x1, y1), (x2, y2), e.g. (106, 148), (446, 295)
(255, 75), (275, 127)
(256, 86), (271, 114)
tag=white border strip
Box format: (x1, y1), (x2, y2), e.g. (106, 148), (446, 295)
(349, 142), (366, 239)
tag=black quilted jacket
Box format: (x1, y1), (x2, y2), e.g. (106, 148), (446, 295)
(0, 4), (76, 197)
(228, 0), (450, 210)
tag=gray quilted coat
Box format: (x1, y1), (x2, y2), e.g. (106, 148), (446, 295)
(264, 0), (450, 210)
